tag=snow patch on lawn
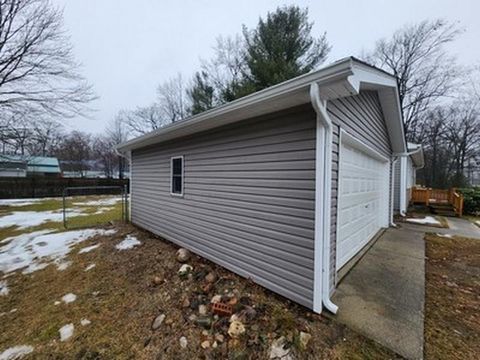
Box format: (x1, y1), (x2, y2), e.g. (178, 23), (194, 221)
(0, 280), (8, 296)
(436, 233), (453, 238)
(0, 228), (116, 274)
(61, 293), (77, 303)
(406, 216), (441, 226)
(80, 319), (91, 326)
(0, 209), (88, 229)
(72, 197), (122, 207)
(475, 220), (480, 227)
(78, 244), (99, 254)
(56, 260), (72, 271)
(85, 263), (96, 271)
(115, 235), (141, 250)
(59, 323), (74, 341)
(0, 345), (34, 359)
(0, 197), (60, 206)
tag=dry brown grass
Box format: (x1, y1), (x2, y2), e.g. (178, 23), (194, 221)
(0, 223), (399, 359)
(424, 233), (480, 360)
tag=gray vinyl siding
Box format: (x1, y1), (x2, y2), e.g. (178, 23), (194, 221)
(131, 105), (316, 308)
(328, 90), (393, 292)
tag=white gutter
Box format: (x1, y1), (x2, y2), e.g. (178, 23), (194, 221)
(310, 82), (338, 315)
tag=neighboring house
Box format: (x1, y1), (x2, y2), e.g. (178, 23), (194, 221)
(393, 143), (424, 215)
(0, 155), (61, 177)
(117, 57), (407, 314)
(0, 156), (27, 177)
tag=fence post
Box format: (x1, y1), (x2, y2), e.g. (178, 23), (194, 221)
(62, 188), (67, 229)
(425, 189), (430, 206)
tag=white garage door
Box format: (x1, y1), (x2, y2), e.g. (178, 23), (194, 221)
(336, 133), (390, 269)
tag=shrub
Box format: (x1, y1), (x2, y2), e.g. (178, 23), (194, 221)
(457, 187), (480, 215)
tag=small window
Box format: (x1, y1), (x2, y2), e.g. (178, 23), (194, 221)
(171, 156), (183, 196)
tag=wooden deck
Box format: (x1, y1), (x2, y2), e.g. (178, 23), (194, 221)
(411, 187), (464, 216)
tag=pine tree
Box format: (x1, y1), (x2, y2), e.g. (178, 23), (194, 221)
(242, 5), (331, 91)
(188, 71), (215, 115)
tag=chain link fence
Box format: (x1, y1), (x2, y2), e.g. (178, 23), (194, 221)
(62, 186), (128, 229)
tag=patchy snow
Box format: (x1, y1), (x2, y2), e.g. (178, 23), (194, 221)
(0, 280), (8, 296)
(59, 323), (74, 341)
(0, 197), (60, 207)
(405, 216), (441, 226)
(475, 220), (480, 227)
(0, 228), (116, 274)
(78, 244), (99, 254)
(61, 293), (77, 304)
(0, 345), (34, 360)
(56, 261), (72, 271)
(72, 197), (122, 207)
(80, 319), (91, 326)
(115, 235), (141, 250)
(436, 233), (453, 238)
(85, 263), (96, 271)
(0, 209), (88, 229)
(54, 301), (61, 306)
(9, 308), (16, 313)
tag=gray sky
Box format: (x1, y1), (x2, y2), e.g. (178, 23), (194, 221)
(55, 0), (480, 134)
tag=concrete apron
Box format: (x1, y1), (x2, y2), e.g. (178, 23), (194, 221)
(331, 226), (425, 360)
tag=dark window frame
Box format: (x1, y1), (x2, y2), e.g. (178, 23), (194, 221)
(170, 155), (184, 197)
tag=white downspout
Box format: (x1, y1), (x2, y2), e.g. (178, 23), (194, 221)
(310, 82), (338, 315)
(391, 156), (398, 226)
(399, 156), (407, 216)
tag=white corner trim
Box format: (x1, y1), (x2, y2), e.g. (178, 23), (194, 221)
(170, 155), (185, 197)
(310, 82), (338, 315)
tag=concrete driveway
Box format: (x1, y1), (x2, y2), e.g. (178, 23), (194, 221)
(332, 225), (425, 360)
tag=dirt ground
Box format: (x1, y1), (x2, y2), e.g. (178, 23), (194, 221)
(424, 233), (480, 360)
(0, 223), (399, 360)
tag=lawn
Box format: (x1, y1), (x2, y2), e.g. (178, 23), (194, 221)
(424, 233), (480, 360)
(0, 197), (398, 359)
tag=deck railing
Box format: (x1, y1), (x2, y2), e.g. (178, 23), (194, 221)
(411, 187), (464, 216)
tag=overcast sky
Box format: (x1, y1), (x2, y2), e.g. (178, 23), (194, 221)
(54, 0), (480, 134)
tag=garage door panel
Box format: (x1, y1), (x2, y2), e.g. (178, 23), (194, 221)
(337, 139), (389, 269)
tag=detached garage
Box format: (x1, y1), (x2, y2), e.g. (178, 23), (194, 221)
(117, 57), (407, 314)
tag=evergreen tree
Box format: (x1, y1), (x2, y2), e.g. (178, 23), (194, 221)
(188, 71), (215, 115)
(242, 6), (330, 91)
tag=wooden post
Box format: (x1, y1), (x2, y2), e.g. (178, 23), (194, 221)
(426, 188), (430, 206)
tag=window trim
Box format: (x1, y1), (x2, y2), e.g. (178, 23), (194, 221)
(170, 155), (184, 197)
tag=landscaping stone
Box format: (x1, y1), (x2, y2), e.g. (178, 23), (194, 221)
(152, 275), (164, 285)
(269, 337), (292, 359)
(178, 264), (193, 276)
(205, 272), (217, 283)
(228, 320), (245, 338)
(152, 314), (166, 330)
(198, 304), (208, 315)
(210, 295), (222, 304)
(176, 248), (190, 263)
(299, 331), (311, 350)
(179, 336), (188, 349)
(195, 316), (212, 329)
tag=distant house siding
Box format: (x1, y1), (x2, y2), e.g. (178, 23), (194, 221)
(131, 105), (317, 308)
(327, 90), (393, 292)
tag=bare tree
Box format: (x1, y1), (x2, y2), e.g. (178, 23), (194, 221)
(0, 0), (96, 123)
(106, 115), (129, 178)
(156, 73), (189, 122)
(120, 105), (167, 137)
(200, 35), (249, 104)
(53, 131), (92, 177)
(365, 19), (463, 140)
